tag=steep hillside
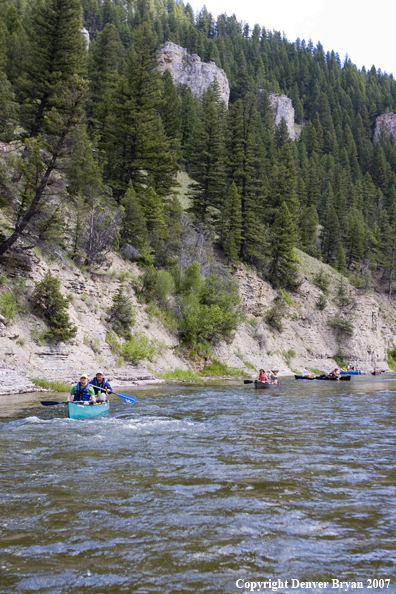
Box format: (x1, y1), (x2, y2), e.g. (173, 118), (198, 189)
(0, 248), (394, 393)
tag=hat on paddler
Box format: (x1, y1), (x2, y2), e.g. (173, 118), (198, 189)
(96, 370), (104, 375)
(80, 373), (88, 379)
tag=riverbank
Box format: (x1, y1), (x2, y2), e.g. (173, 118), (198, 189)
(0, 248), (395, 395)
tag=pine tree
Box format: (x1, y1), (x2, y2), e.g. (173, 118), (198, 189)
(0, 0), (88, 255)
(103, 22), (178, 202)
(222, 182), (242, 262)
(345, 208), (366, 268)
(267, 202), (299, 289)
(120, 185), (149, 252)
(320, 202), (342, 266)
(19, 0), (87, 139)
(87, 23), (124, 134)
(158, 70), (181, 153)
(226, 93), (266, 261)
(187, 86), (226, 226)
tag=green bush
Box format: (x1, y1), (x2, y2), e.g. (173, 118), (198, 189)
(313, 268), (331, 294)
(105, 330), (121, 353)
(316, 294), (327, 310)
(31, 272), (77, 343)
(153, 269), (175, 306)
(0, 290), (19, 324)
(283, 348), (296, 366)
(327, 315), (354, 337)
(265, 295), (287, 332)
(333, 350), (348, 368)
(107, 287), (135, 337)
(202, 359), (246, 377)
(158, 368), (201, 381)
(387, 348), (396, 372)
(32, 378), (71, 392)
(244, 360), (255, 370)
(279, 289), (294, 306)
(122, 333), (156, 364)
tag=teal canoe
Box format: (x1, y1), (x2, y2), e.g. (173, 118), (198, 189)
(67, 401), (110, 420)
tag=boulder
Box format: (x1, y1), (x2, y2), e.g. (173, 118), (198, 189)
(158, 42), (230, 104)
(268, 92), (295, 140)
(375, 112), (396, 141)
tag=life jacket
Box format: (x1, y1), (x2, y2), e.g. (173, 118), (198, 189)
(73, 382), (91, 402)
(91, 377), (105, 395)
(259, 373), (267, 382)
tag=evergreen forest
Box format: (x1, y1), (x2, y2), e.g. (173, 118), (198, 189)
(2, 0), (396, 351)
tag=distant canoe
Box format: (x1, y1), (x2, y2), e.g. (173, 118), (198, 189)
(294, 375), (316, 380)
(254, 380), (279, 388)
(339, 370), (363, 375)
(295, 374), (351, 381)
(67, 401), (109, 419)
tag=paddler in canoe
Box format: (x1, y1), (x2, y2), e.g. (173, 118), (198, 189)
(89, 370), (112, 402)
(268, 368), (280, 384)
(302, 367), (316, 379)
(258, 369), (269, 382)
(68, 373), (97, 403)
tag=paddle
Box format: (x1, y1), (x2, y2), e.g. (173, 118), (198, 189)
(41, 386), (137, 406)
(244, 380), (254, 384)
(93, 385), (137, 405)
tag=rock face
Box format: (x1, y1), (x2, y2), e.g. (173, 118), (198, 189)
(268, 92), (295, 140)
(80, 27), (90, 47)
(375, 112), (396, 141)
(157, 42), (230, 104)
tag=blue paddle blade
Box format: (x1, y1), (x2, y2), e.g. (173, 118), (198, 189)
(41, 401), (66, 406)
(116, 393), (137, 405)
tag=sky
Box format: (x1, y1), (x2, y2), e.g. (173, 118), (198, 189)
(187, 0), (396, 77)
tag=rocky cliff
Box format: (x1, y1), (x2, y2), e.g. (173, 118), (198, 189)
(0, 247), (395, 394)
(268, 92), (296, 140)
(157, 42), (230, 104)
(375, 112), (396, 141)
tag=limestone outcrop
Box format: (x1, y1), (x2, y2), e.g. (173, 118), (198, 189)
(0, 246), (395, 394)
(375, 112), (396, 141)
(157, 42), (230, 104)
(268, 92), (295, 140)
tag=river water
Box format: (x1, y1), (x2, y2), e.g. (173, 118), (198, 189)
(0, 377), (395, 594)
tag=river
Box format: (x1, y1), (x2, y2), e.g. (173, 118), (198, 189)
(0, 376), (395, 593)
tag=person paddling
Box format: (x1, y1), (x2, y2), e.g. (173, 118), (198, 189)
(68, 374), (96, 404)
(258, 369), (268, 382)
(268, 368), (279, 383)
(329, 368), (340, 379)
(89, 370), (112, 402)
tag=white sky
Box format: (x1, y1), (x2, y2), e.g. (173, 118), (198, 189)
(188, 0), (396, 77)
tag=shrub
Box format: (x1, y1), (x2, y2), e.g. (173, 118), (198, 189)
(283, 349), (296, 366)
(244, 360), (255, 370)
(158, 368), (201, 381)
(335, 275), (354, 309)
(107, 287), (135, 337)
(122, 333), (156, 364)
(153, 269), (175, 306)
(327, 315), (354, 337)
(31, 272), (77, 343)
(387, 348), (396, 372)
(32, 378), (71, 392)
(313, 268), (331, 294)
(265, 295), (287, 332)
(0, 290), (19, 324)
(202, 359), (246, 377)
(105, 330), (121, 354)
(333, 350), (348, 368)
(279, 289), (294, 306)
(316, 294), (327, 310)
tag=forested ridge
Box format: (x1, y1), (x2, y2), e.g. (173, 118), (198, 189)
(1, 0), (396, 356)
